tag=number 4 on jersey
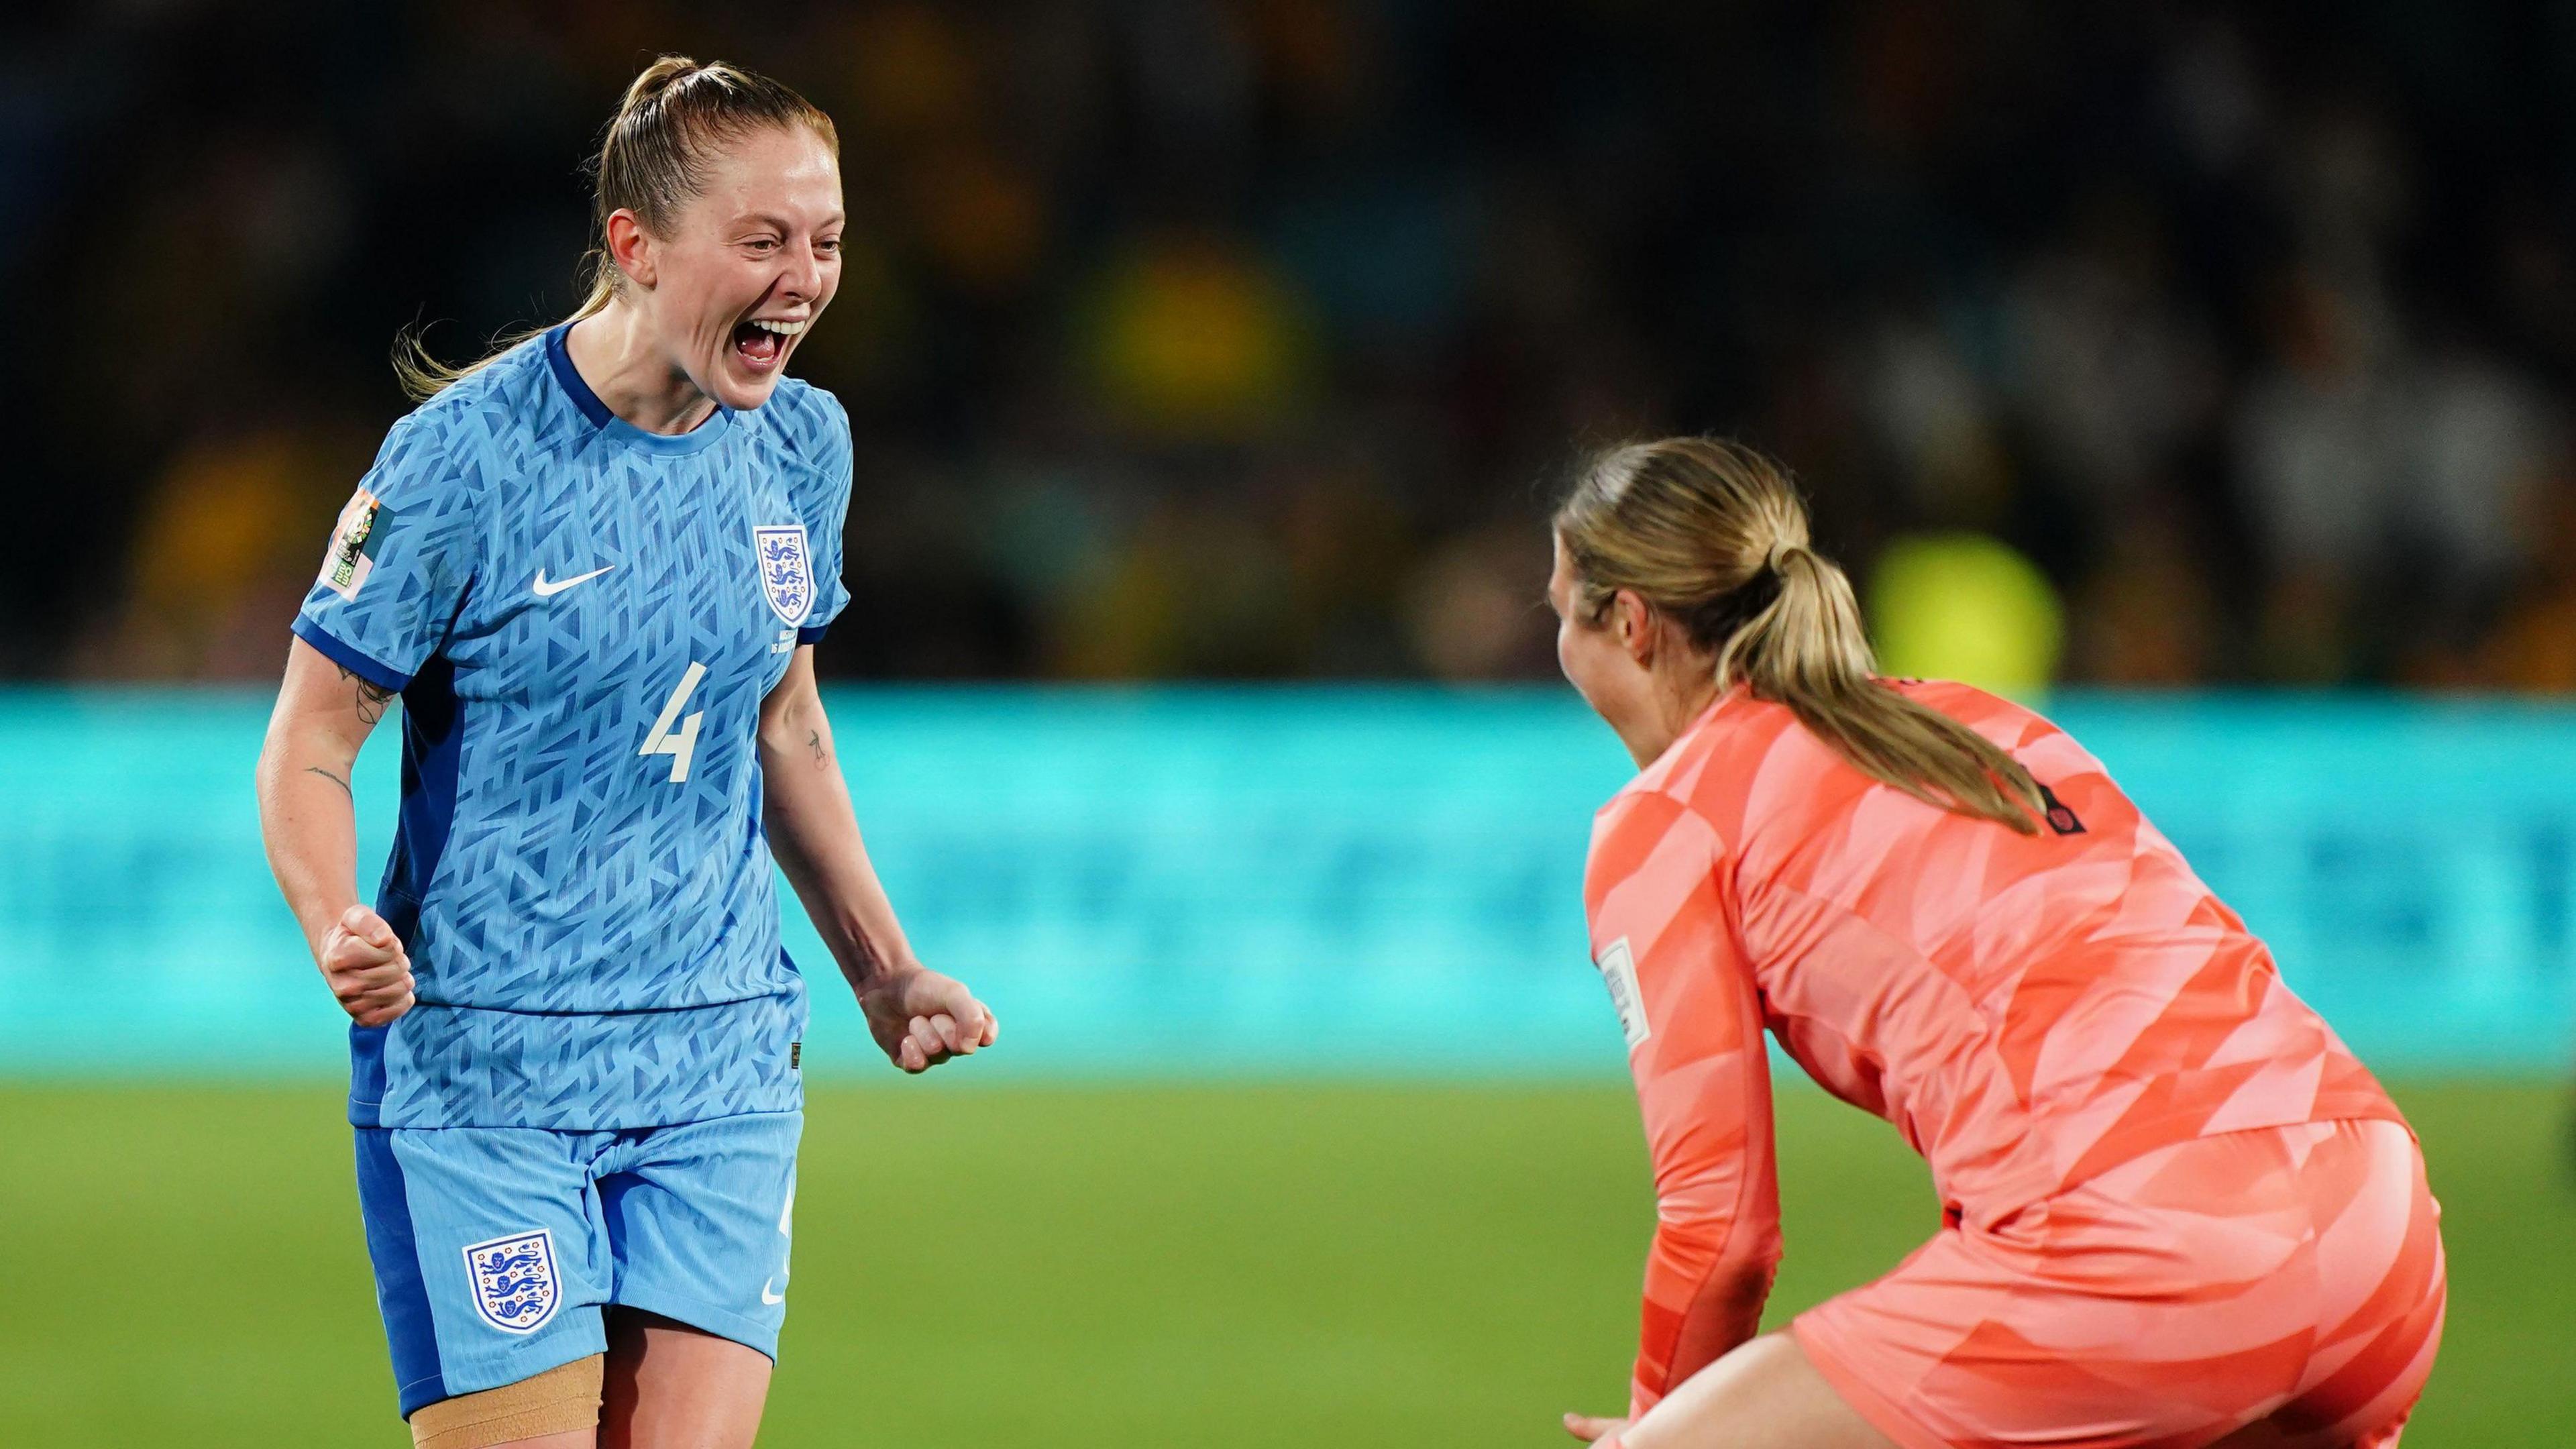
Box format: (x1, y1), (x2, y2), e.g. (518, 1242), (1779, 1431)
(641, 661), (708, 783)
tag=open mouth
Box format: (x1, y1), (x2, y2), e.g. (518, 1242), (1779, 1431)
(731, 315), (806, 372)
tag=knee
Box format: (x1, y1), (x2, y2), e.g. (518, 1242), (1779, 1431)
(408, 1355), (604, 1449)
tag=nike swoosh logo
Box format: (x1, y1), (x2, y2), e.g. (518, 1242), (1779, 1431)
(532, 566), (614, 597)
(761, 1279), (786, 1305)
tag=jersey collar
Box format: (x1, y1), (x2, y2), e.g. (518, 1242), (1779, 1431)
(1624, 686), (1756, 801)
(545, 325), (735, 456)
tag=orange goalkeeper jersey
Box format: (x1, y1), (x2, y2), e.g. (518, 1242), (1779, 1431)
(1582, 681), (2404, 1414)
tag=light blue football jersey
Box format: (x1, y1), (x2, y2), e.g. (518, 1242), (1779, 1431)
(292, 326), (851, 1130)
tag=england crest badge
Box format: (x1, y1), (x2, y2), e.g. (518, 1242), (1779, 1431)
(462, 1230), (561, 1334)
(753, 524), (814, 628)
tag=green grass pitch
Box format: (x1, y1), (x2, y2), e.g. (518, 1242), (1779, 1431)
(1, 1079), (2567, 1445)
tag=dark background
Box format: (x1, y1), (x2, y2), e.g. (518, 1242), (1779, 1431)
(9, 0), (2576, 687)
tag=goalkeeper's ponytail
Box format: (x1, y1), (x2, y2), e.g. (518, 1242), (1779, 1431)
(1554, 437), (2047, 835)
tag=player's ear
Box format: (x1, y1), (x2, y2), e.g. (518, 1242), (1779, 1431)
(1613, 589), (1657, 666)
(604, 209), (656, 288)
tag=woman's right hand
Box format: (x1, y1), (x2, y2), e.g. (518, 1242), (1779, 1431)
(319, 904), (415, 1026)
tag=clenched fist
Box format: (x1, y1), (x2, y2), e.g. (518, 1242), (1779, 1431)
(319, 904), (415, 1027)
(855, 965), (998, 1073)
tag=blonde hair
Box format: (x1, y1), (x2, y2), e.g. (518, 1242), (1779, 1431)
(394, 56), (839, 399)
(1556, 437), (2047, 834)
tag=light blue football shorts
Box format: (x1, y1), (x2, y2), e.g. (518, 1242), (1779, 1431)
(354, 1111), (802, 1417)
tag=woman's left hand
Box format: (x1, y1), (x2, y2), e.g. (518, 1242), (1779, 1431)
(856, 965), (999, 1073)
(1563, 1412), (1629, 1444)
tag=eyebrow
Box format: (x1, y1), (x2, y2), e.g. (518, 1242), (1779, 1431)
(737, 211), (847, 233)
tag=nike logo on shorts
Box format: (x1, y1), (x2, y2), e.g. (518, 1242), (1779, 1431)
(761, 1278), (786, 1305)
(533, 566), (613, 597)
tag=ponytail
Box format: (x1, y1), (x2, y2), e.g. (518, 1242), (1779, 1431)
(394, 55), (837, 400)
(392, 267), (618, 402)
(1556, 437), (2048, 835)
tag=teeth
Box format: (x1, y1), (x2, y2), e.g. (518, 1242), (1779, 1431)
(747, 318), (806, 335)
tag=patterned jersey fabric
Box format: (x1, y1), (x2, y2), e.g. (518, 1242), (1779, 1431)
(292, 327), (852, 1130)
(1580, 681), (2407, 1415)
(1793, 1118), (2443, 1449)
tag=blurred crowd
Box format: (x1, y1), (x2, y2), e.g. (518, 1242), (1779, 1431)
(9, 1), (2576, 687)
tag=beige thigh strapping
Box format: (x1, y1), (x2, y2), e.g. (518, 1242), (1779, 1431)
(407, 1354), (604, 1449)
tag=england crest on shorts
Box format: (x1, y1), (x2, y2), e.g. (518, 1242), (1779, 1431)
(462, 1230), (561, 1334)
(753, 525), (813, 628)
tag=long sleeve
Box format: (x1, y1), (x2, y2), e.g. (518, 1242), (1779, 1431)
(1585, 789), (1783, 1418)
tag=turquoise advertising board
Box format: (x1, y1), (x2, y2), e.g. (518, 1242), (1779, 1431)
(0, 689), (2567, 1077)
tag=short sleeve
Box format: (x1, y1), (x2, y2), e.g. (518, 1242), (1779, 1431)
(290, 415), (480, 691)
(794, 394), (855, 645)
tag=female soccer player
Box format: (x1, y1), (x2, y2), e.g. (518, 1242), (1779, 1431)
(1547, 439), (2444, 1449)
(254, 58), (995, 1449)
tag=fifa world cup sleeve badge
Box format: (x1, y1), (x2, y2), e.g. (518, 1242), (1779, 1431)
(1595, 937), (1652, 1049)
(319, 487), (391, 602)
(462, 1229), (562, 1334)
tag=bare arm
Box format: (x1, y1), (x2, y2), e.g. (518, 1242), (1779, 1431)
(254, 637), (413, 1025)
(758, 647), (995, 1071)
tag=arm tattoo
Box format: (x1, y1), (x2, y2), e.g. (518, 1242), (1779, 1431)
(333, 663), (396, 724)
(304, 765), (354, 800)
(806, 727), (826, 765)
